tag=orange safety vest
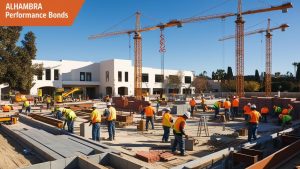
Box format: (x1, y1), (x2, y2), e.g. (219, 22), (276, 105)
(232, 99), (239, 107)
(2, 105), (11, 112)
(144, 106), (154, 117)
(249, 110), (261, 123)
(281, 108), (289, 115)
(223, 101), (231, 109)
(261, 107), (269, 114)
(243, 105), (251, 115)
(91, 109), (101, 123)
(162, 112), (172, 127)
(173, 116), (186, 134)
(107, 107), (116, 121)
(189, 100), (196, 107)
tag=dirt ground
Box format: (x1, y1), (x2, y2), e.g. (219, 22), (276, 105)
(0, 130), (42, 169)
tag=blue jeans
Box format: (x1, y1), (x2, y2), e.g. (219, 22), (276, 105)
(146, 116), (154, 130)
(214, 109), (219, 118)
(56, 111), (63, 120)
(162, 126), (170, 142)
(190, 106), (195, 117)
(92, 123), (100, 141)
(172, 134), (185, 155)
(225, 108), (231, 120)
(67, 120), (74, 133)
(248, 123), (258, 142)
(25, 107), (31, 114)
(232, 107), (238, 120)
(107, 121), (115, 140)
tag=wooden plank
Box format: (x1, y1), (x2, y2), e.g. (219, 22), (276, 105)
(247, 140), (300, 169)
(233, 152), (258, 166)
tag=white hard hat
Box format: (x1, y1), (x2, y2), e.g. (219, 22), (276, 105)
(107, 102), (112, 106)
(247, 103), (251, 106)
(251, 104), (256, 109)
(92, 104), (97, 108)
(192, 97), (195, 99)
(233, 96), (236, 99)
(183, 111), (191, 119)
(163, 107), (171, 112)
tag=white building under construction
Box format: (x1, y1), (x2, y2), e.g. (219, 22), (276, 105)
(28, 59), (195, 99)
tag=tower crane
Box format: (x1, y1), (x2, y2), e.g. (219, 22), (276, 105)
(219, 19), (289, 97)
(89, 2), (292, 99)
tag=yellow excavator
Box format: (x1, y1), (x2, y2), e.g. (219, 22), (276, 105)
(55, 88), (80, 103)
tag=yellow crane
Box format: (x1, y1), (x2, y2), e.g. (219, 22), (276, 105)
(219, 19), (289, 96)
(89, 2), (292, 98)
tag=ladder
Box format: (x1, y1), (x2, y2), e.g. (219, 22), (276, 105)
(197, 115), (209, 137)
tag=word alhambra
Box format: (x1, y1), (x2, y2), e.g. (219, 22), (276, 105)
(6, 3), (43, 10)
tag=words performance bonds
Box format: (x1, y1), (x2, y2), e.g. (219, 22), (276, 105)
(5, 3), (68, 19)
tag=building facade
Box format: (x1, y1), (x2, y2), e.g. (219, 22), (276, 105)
(30, 59), (194, 99)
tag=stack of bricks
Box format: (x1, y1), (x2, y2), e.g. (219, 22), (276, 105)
(136, 151), (175, 163)
(116, 114), (133, 123)
(160, 152), (175, 161)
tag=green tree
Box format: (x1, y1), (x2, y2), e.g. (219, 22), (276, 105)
(215, 69), (226, 82)
(255, 69), (260, 82)
(226, 66), (233, 80)
(0, 27), (42, 93)
(244, 81), (260, 92)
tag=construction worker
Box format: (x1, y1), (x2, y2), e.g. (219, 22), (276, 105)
(156, 97), (160, 115)
(23, 100), (31, 115)
(243, 103), (251, 121)
(46, 95), (51, 109)
(232, 96), (239, 120)
(223, 98), (231, 121)
(279, 114), (292, 129)
(63, 108), (77, 133)
(2, 104), (11, 112)
(104, 102), (116, 141)
(273, 105), (282, 117)
(201, 97), (206, 112)
(248, 104), (261, 142)
(161, 107), (173, 142)
(213, 100), (223, 119)
(172, 111), (190, 156)
(90, 104), (101, 141)
(260, 106), (269, 123)
(189, 97), (196, 117)
(144, 102), (155, 130)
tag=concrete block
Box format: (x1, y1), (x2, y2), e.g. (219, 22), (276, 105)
(171, 138), (194, 151)
(80, 122), (93, 139)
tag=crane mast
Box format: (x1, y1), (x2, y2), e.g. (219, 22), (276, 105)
(235, 0), (245, 97)
(265, 18), (272, 97)
(134, 12), (142, 99)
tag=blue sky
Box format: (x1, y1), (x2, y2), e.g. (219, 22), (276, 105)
(22, 0), (299, 77)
